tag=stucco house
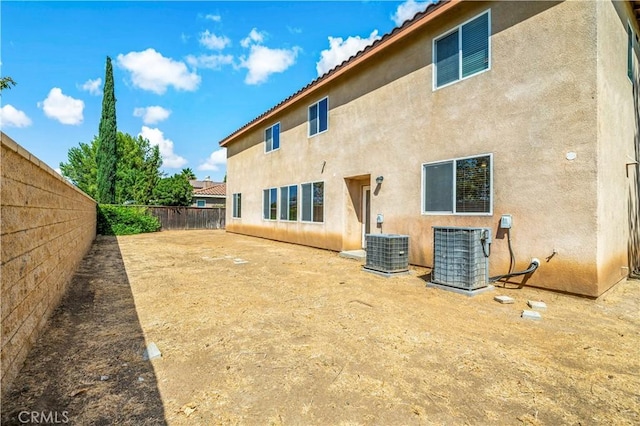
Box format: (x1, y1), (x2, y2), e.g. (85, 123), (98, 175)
(191, 183), (226, 208)
(220, 0), (640, 297)
(189, 178), (226, 208)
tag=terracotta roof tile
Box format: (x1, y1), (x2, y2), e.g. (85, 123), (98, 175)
(193, 183), (226, 196)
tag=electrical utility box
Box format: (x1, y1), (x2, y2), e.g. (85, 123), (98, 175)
(500, 214), (512, 229)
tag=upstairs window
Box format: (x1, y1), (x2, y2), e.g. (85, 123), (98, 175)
(263, 188), (277, 220)
(280, 185), (298, 221)
(629, 23), (635, 81)
(434, 10), (490, 89)
(232, 193), (242, 218)
(308, 97), (328, 137)
(301, 182), (324, 222)
(265, 123), (280, 152)
(423, 154), (492, 215)
(196, 200), (206, 208)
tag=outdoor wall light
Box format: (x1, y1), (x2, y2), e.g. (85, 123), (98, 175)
(376, 176), (384, 185)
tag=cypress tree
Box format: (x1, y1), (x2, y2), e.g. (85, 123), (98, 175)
(96, 56), (118, 203)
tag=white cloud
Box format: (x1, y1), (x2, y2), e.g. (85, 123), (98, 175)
(185, 54), (234, 70)
(240, 45), (300, 85)
(133, 106), (171, 125)
(181, 33), (190, 43)
(117, 48), (201, 94)
(139, 126), (187, 168)
(240, 28), (266, 48)
(199, 30), (230, 50)
(0, 104), (32, 128)
(316, 30), (381, 76)
(198, 148), (226, 171)
(205, 14), (221, 22)
(392, 0), (433, 26)
(38, 88), (84, 125)
(79, 77), (102, 95)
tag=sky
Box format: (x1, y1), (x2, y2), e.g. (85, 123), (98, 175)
(1, 0), (434, 182)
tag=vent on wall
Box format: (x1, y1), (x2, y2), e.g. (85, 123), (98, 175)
(432, 227), (490, 290)
(364, 234), (409, 275)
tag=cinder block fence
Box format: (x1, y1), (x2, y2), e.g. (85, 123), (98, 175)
(1, 133), (96, 396)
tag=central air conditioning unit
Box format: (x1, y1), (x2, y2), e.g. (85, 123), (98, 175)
(364, 234), (409, 275)
(431, 227), (491, 291)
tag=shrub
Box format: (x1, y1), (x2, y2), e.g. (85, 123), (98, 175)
(97, 205), (161, 235)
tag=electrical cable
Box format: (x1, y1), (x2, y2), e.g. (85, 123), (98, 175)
(507, 228), (515, 274)
(490, 259), (540, 283)
(489, 228), (540, 283)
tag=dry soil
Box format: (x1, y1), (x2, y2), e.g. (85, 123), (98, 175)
(2, 230), (639, 425)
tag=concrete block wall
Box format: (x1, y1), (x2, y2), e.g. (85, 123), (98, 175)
(1, 133), (96, 396)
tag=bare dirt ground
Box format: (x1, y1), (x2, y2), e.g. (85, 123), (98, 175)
(2, 230), (639, 425)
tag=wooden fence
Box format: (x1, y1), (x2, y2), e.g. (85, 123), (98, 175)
(146, 206), (225, 230)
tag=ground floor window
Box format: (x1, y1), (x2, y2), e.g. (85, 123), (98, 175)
(301, 181), (324, 222)
(232, 193), (241, 218)
(280, 185), (297, 221)
(196, 200), (206, 208)
(423, 154), (492, 214)
(263, 188), (277, 220)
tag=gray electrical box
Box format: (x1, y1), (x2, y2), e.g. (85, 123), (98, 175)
(500, 214), (512, 229)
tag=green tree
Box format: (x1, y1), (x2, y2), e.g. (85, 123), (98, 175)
(181, 168), (196, 180)
(60, 132), (162, 204)
(96, 56), (118, 203)
(116, 133), (162, 204)
(0, 76), (16, 93)
(152, 173), (193, 206)
(59, 141), (98, 198)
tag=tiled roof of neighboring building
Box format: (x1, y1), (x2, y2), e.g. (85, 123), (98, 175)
(193, 183), (226, 197)
(190, 179), (217, 189)
(219, 0), (459, 147)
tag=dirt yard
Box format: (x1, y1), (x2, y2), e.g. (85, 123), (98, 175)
(2, 230), (639, 425)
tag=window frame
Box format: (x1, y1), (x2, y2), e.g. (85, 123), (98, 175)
(265, 122), (281, 153)
(628, 21), (636, 83)
(308, 97), (329, 137)
(232, 193), (242, 218)
(279, 185), (298, 221)
(263, 188), (278, 221)
(300, 181), (325, 223)
(421, 153), (493, 216)
(432, 9), (491, 91)
(196, 199), (206, 208)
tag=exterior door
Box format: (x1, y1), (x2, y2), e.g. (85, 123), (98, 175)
(362, 186), (371, 248)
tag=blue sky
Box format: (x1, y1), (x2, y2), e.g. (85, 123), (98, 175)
(1, 1), (433, 181)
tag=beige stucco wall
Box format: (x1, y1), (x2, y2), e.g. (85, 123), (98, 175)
(596, 1), (640, 290)
(1, 133), (97, 395)
(226, 1), (634, 296)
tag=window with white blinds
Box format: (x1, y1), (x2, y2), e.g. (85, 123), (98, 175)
(423, 154), (492, 215)
(434, 10), (490, 89)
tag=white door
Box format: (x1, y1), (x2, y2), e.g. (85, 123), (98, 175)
(362, 186), (371, 248)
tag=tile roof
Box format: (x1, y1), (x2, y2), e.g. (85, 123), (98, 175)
(193, 183), (226, 196)
(219, 0), (459, 147)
